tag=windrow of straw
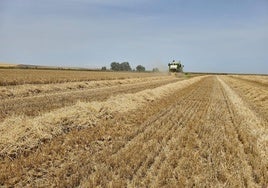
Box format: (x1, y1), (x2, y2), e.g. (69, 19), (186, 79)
(0, 76), (206, 159)
(0, 76), (176, 100)
(218, 76), (268, 160)
(230, 75), (268, 86)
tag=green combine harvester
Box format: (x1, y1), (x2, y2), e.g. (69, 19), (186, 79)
(168, 60), (184, 73)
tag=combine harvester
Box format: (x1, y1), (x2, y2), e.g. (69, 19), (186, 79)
(168, 60), (184, 76)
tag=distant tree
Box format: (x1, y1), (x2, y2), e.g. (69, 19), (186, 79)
(152, 68), (160, 72)
(121, 62), (132, 71)
(110, 62), (132, 71)
(110, 62), (120, 71)
(101, 66), (107, 71)
(136, 65), (146, 72)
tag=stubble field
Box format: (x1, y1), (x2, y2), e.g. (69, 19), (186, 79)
(0, 69), (267, 187)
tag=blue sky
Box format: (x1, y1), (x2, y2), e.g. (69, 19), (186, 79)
(0, 0), (267, 73)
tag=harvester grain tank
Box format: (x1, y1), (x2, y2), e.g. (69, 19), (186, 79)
(168, 60), (184, 72)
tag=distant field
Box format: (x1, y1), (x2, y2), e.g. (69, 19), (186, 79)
(0, 63), (19, 67)
(0, 69), (166, 86)
(0, 70), (267, 187)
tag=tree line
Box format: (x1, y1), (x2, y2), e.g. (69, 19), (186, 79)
(110, 62), (132, 71)
(101, 62), (159, 72)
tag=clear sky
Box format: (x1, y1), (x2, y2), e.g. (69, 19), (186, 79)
(0, 0), (267, 73)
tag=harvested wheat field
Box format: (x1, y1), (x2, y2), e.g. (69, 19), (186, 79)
(0, 72), (267, 187)
(0, 69), (165, 86)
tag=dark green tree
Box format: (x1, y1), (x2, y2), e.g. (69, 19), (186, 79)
(110, 62), (132, 71)
(121, 62), (132, 71)
(110, 62), (120, 71)
(136, 65), (146, 72)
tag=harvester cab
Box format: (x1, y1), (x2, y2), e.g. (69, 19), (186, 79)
(168, 60), (183, 73)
